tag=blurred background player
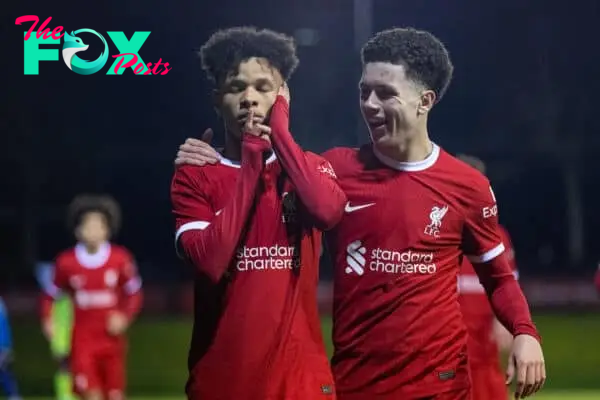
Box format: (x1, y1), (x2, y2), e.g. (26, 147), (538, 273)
(0, 296), (21, 400)
(456, 154), (518, 400)
(594, 262), (600, 294)
(36, 261), (74, 400)
(40, 195), (143, 400)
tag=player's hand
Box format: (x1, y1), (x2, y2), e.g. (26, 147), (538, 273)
(106, 311), (129, 336)
(243, 110), (271, 145)
(268, 82), (291, 137)
(42, 318), (54, 340)
(175, 128), (221, 166)
(505, 334), (546, 398)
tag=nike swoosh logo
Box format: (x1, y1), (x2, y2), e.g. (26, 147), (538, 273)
(345, 202), (375, 213)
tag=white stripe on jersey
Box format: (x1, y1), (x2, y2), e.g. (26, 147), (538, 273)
(466, 243), (505, 264)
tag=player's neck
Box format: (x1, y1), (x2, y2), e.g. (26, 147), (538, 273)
(80, 241), (105, 254)
(377, 131), (433, 163)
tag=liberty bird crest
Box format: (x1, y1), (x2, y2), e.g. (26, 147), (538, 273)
(424, 205), (449, 238)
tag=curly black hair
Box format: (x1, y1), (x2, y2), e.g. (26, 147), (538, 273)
(67, 194), (121, 236)
(199, 26), (299, 85)
(361, 27), (454, 102)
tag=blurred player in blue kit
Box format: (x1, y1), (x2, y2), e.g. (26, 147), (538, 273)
(0, 297), (21, 400)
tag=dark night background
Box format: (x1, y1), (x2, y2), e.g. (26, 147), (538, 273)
(2, 0), (599, 286)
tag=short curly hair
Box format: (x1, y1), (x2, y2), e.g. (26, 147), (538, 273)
(199, 26), (299, 85)
(361, 27), (454, 102)
(67, 194), (121, 236)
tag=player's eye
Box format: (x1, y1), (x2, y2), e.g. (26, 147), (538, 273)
(359, 89), (371, 100)
(375, 88), (395, 100)
(257, 85), (273, 93)
(227, 84), (245, 93)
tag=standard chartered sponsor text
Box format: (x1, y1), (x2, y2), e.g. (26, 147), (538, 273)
(370, 249), (437, 274)
(236, 245), (301, 271)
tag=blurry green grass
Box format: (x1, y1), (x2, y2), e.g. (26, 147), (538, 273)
(12, 313), (600, 395)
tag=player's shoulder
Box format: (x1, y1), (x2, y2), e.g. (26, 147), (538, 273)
(171, 164), (226, 195)
(302, 151), (338, 178)
(55, 247), (76, 265)
(321, 146), (359, 163)
(438, 150), (493, 201)
(321, 146), (363, 174)
(441, 150), (490, 187)
(109, 244), (133, 260)
(304, 150), (326, 163)
(172, 164), (207, 184)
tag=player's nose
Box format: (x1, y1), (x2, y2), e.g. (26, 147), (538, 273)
(361, 93), (380, 114)
(240, 87), (260, 108)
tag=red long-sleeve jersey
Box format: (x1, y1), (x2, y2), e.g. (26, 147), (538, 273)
(40, 242), (143, 348)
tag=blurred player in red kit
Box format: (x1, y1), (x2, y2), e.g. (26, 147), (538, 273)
(40, 195), (143, 400)
(170, 27), (346, 400)
(174, 28), (545, 399)
(594, 262), (600, 293)
(456, 155), (518, 400)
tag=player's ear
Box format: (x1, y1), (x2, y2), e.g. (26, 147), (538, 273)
(212, 89), (221, 117)
(418, 90), (436, 115)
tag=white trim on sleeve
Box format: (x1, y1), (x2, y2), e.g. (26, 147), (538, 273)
(123, 277), (142, 294)
(174, 221), (211, 259)
(466, 242), (505, 264)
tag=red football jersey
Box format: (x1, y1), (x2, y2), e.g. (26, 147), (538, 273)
(171, 153), (336, 400)
(458, 225), (517, 365)
(594, 263), (600, 294)
(323, 144), (506, 399)
(44, 242), (141, 348)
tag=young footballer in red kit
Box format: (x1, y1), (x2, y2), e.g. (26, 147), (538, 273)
(175, 27), (546, 400)
(170, 27), (346, 400)
(40, 195), (143, 400)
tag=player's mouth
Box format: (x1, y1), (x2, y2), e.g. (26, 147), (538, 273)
(368, 119), (387, 133)
(237, 111), (265, 124)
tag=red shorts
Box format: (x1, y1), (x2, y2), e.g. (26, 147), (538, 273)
(470, 364), (507, 400)
(71, 344), (125, 396)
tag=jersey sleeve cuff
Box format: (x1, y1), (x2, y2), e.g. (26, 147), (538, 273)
(514, 325), (542, 343)
(43, 284), (61, 299)
(124, 277), (142, 294)
(174, 221), (211, 259)
(466, 242), (505, 264)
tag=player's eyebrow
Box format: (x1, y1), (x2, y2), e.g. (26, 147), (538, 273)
(226, 77), (275, 88)
(359, 81), (397, 92)
(253, 77), (275, 87)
